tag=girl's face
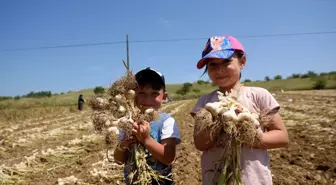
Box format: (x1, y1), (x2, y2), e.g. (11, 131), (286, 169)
(207, 55), (245, 89)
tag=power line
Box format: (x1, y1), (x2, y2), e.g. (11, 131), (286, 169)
(0, 41), (125, 52)
(1, 31), (336, 52)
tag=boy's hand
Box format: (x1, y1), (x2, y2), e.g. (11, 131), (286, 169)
(120, 138), (137, 148)
(132, 121), (151, 144)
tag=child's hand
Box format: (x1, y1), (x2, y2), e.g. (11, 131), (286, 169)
(234, 107), (243, 115)
(132, 121), (151, 144)
(115, 137), (136, 154)
(120, 138), (137, 149)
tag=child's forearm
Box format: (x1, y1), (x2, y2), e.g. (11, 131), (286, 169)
(256, 130), (289, 149)
(193, 126), (218, 151)
(142, 137), (175, 165)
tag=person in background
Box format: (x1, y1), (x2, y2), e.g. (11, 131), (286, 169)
(78, 94), (85, 111)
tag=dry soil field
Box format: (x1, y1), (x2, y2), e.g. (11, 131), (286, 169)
(0, 90), (335, 185)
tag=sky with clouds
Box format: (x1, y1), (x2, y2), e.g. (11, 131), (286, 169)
(1, 0), (335, 96)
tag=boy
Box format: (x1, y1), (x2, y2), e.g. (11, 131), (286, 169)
(113, 67), (181, 185)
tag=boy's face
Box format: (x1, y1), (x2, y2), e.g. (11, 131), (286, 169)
(135, 84), (167, 110)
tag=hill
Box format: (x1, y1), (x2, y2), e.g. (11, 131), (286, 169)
(0, 72), (335, 107)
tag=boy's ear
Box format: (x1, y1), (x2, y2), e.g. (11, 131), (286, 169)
(163, 92), (168, 100)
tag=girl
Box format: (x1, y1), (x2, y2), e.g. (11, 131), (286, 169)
(191, 35), (289, 185)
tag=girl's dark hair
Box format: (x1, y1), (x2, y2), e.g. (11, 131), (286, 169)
(201, 50), (245, 79)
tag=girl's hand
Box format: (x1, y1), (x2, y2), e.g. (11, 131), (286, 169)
(235, 107), (243, 115)
(132, 121), (151, 144)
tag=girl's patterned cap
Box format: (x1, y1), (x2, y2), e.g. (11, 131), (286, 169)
(197, 35), (245, 69)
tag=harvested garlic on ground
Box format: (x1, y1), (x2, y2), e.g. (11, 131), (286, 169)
(118, 106), (126, 113)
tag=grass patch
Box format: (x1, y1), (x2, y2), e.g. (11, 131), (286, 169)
(244, 77), (336, 91)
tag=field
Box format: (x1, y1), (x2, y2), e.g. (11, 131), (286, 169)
(0, 90), (335, 185)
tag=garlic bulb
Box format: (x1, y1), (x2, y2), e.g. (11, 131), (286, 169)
(118, 106), (126, 113)
(108, 126), (119, 135)
(145, 108), (154, 114)
(127, 90), (135, 100)
(205, 102), (224, 116)
(222, 108), (238, 122)
(115, 94), (123, 103)
(105, 120), (111, 126)
(237, 112), (254, 122)
(111, 120), (119, 126)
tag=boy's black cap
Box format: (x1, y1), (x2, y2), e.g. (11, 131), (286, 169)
(135, 67), (166, 91)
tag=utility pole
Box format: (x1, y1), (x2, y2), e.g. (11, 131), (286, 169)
(126, 34), (130, 70)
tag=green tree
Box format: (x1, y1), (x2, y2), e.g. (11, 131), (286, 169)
(319, 72), (328, 76)
(328, 71), (336, 75)
(94, 86), (105, 95)
(196, 80), (206, 85)
(24, 91), (52, 98)
(176, 83), (193, 95)
(192, 88), (201, 93)
(313, 77), (327, 90)
(288, 73), (301, 79)
(0, 96), (12, 101)
(307, 71), (317, 77)
(301, 74), (309, 78)
(274, 75), (282, 80)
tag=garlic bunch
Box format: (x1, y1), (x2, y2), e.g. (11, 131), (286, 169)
(194, 90), (262, 185)
(91, 86), (159, 139)
(204, 91), (260, 129)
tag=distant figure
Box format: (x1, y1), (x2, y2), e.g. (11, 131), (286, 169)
(78, 94), (85, 111)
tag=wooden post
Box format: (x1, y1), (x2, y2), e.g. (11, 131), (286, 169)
(126, 34), (130, 69)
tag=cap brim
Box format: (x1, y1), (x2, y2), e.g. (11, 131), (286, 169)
(196, 49), (235, 69)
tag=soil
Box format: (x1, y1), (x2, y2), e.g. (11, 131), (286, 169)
(0, 90), (335, 185)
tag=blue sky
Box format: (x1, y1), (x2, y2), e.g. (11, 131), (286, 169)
(1, 0), (335, 96)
